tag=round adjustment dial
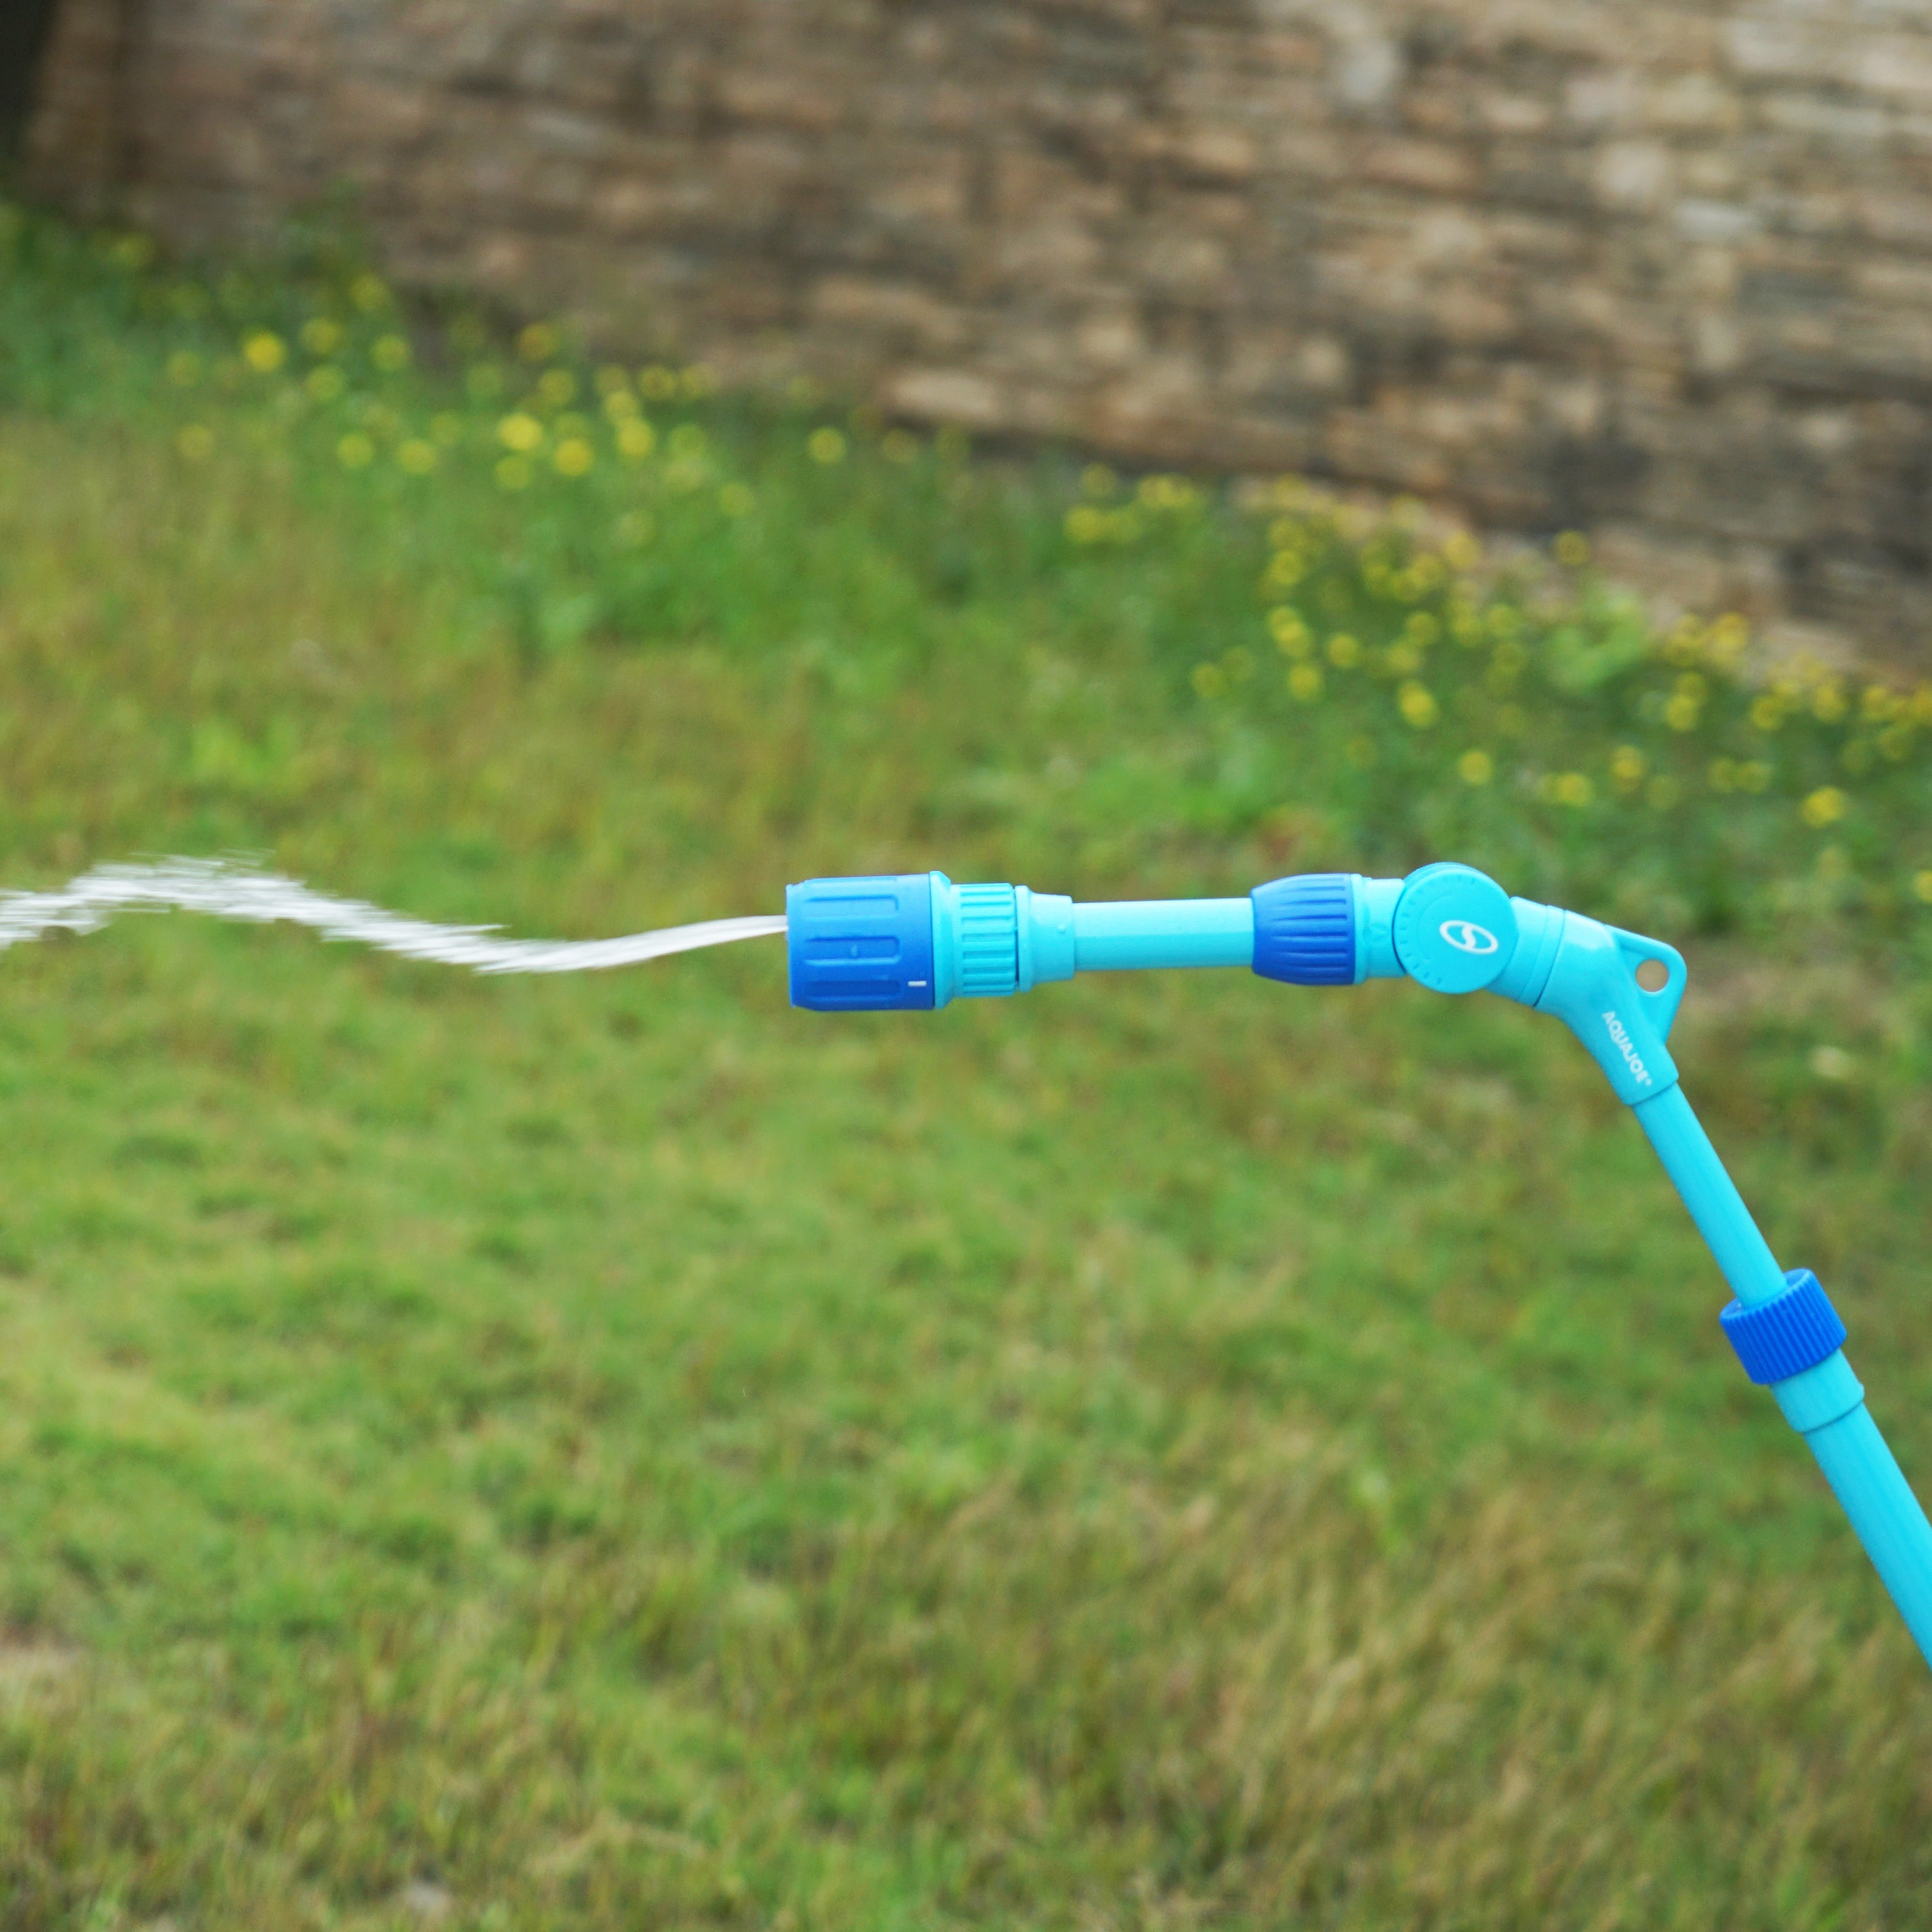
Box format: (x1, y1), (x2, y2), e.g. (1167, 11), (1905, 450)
(1391, 864), (1518, 995)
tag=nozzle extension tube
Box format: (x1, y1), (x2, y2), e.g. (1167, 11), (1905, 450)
(787, 867), (1414, 1010)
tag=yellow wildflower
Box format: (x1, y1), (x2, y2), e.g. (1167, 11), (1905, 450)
(1397, 681), (1438, 728)
(1457, 749), (1493, 785)
(553, 437), (594, 476)
(336, 431), (375, 469)
(1268, 608), (1312, 657)
(808, 427), (846, 464)
(371, 333), (411, 372)
(616, 419), (656, 460)
(1707, 613), (1748, 668)
(1662, 676), (1708, 726)
(242, 330), (287, 374)
(497, 413), (544, 453)
(1801, 786), (1848, 828)
(1288, 663), (1323, 702)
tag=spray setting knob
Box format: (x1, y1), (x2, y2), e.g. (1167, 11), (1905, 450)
(1392, 862), (1518, 995)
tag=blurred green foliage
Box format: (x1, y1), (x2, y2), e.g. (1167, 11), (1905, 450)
(3, 200), (1927, 944)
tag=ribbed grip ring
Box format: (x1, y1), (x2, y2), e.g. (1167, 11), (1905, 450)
(956, 882), (1019, 997)
(1251, 873), (1356, 986)
(1720, 1269), (1848, 1385)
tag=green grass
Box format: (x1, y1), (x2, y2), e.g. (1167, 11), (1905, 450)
(1, 202), (1931, 1929)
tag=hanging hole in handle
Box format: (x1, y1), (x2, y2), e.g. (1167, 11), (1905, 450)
(1634, 957), (1670, 992)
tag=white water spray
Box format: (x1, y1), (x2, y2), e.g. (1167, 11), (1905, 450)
(0, 858), (786, 974)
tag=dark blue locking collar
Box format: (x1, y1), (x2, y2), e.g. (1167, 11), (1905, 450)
(1720, 1269), (1847, 1386)
(1251, 873), (1356, 987)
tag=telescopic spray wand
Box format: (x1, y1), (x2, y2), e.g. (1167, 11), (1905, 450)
(6, 855), (1928, 1668)
(786, 860), (1932, 1670)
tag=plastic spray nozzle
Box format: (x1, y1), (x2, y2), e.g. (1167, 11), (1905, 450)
(786, 871), (1253, 1010)
(784, 862), (1689, 1104)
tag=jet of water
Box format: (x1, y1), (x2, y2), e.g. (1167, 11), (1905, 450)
(0, 858), (786, 974)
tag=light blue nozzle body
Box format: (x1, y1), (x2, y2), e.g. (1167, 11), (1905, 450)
(786, 860), (1932, 1672)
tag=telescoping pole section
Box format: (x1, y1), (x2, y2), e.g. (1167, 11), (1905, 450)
(786, 863), (1932, 1667)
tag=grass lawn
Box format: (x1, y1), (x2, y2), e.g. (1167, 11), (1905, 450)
(2, 206), (1931, 1929)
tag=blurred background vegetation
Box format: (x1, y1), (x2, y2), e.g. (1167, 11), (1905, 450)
(2, 205), (1931, 1929)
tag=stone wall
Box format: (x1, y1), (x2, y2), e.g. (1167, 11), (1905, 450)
(23, 0), (1932, 658)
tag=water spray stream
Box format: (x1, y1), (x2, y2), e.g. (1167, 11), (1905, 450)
(0, 858), (786, 974)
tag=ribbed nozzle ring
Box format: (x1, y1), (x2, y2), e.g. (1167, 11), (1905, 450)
(956, 882), (1019, 997)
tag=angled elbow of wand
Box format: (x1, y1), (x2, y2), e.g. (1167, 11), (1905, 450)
(786, 862), (1932, 1669)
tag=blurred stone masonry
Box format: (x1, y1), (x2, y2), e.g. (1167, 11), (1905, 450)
(23, 0), (1932, 662)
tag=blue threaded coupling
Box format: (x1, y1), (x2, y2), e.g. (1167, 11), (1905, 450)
(1251, 873), (1356, 985)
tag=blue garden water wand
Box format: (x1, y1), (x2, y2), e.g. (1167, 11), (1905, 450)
(786, 862), (1932, 1669)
